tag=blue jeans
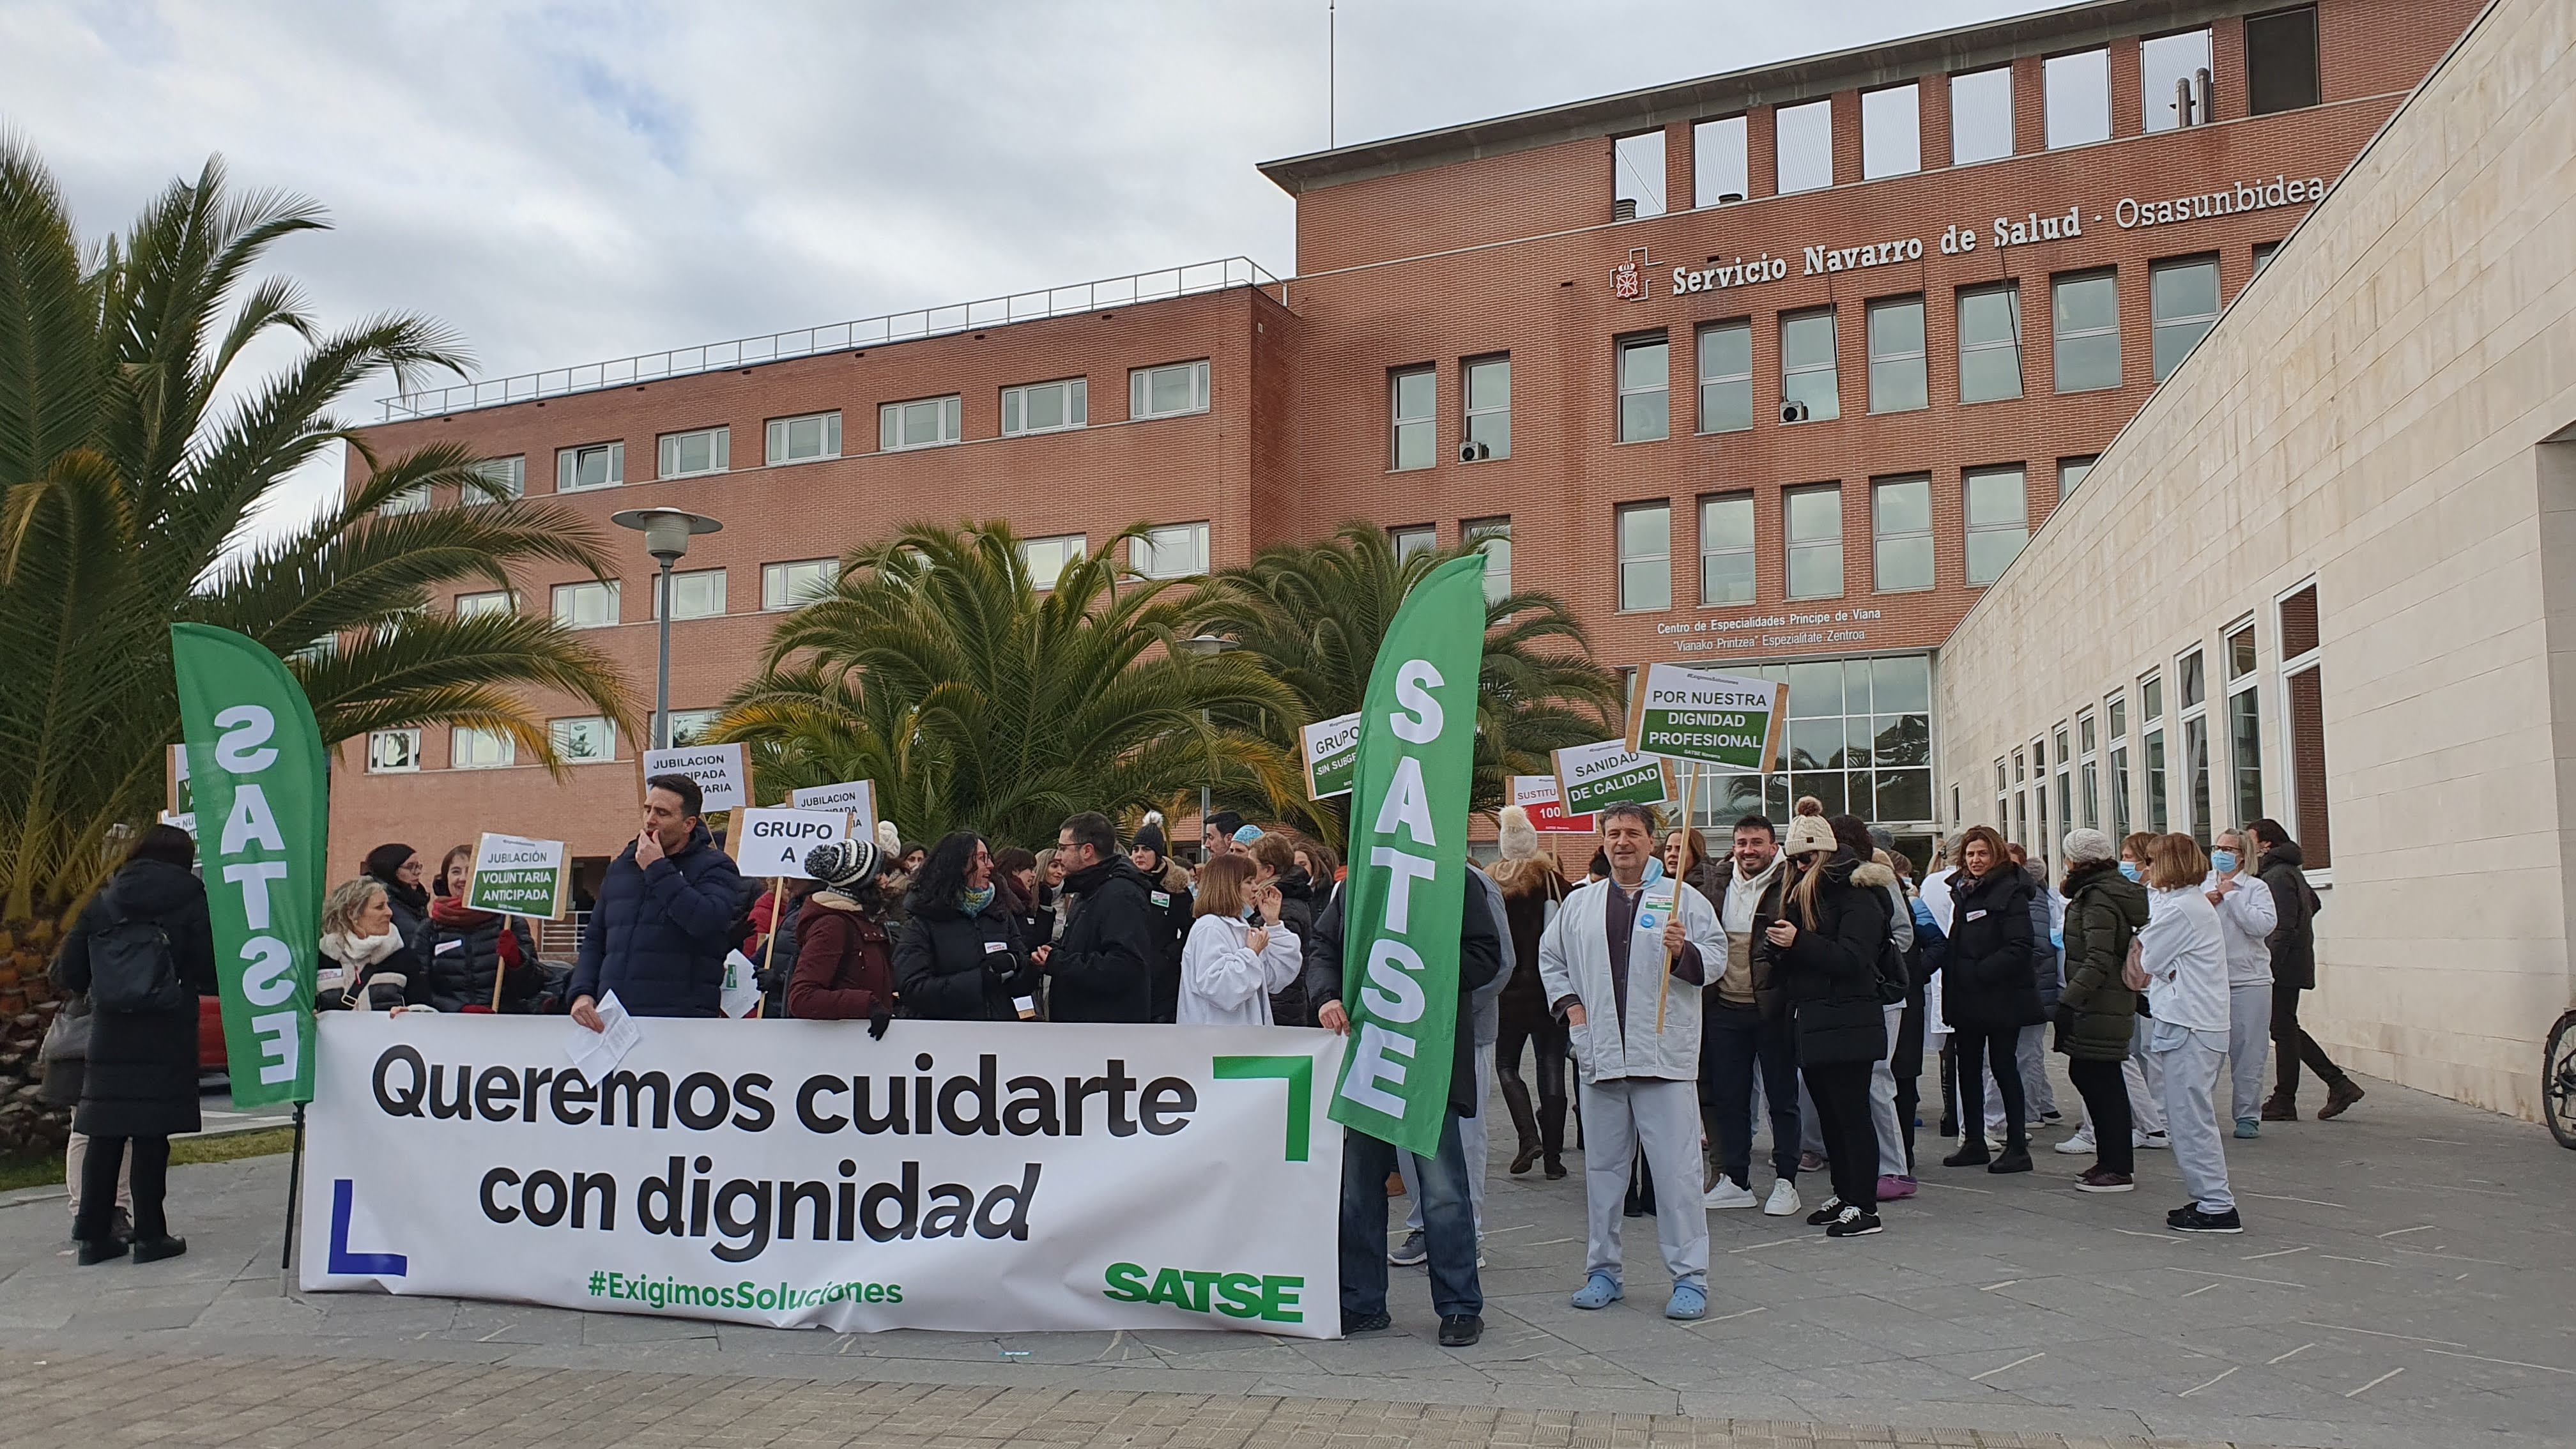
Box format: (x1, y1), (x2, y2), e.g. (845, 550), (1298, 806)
(1340, 1116), (1482, 1321)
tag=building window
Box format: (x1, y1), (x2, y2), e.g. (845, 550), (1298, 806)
(2227, 619), (2264, 831)
(557, 441), (624, 493)
(2052, 270), (2121, 393)
(1130, 359), (1210, 419)
(1698, 493), (1756, 605)
(1957, 284), (2023, 403)
(2078, 709), (2100, 828)
(1687, 655), (1929, 829)
(551, 580), (619, 630)
(2141, 671), (2168, 832)
(468, 456), (525, 505)
(1616, 502), (1671, 612)
(550, 716), (616, 764)
(1872, 476), (1933, 594)
(378, 482), (431, 516)
(2246, 5), (2322, 116)
(2014, 754), (2028, 847)
(762, 559), (836, 611)
(2142, 27), (2214, 131)
(767, 410), (843, 463)
(1963, 466), (2028, 585)
(1995, 758), (2008, 830)
(455, 590), (513, 618)
(2044, 48), (2110, 149)
(1866, 297), (1926, 414)
(1774, 98), (1832, 194)
(1860, 83), (1920, 179)
(1613, 129), (1666, 218)
(1462, 355), (1510, 460)
(1780, 308), (1839, 422)
(1020, 534), (1086, 591)
(2108, 692), (2133, 838)
(2278, 580), (2330, 866)
(2151, 256), (2222, 381)
(1131, 522), (1211, 580)
(1696, 321), (1752, 434)
(1390, 525), (1437, 564)
(2060, 455), (2098, 496)
(656, 425), (728, 480)
(1000, 380), (1085, 438)
(2253, 240), (2282, 274)
(666, 709), (721, 747)
(651, 568), (725, 621)
(1693, 115), (1748, 204)
(367, 728), (421, 774)
(1390, 366), (1435, 470)
(452, 726), (515, 770)
(1951, 66), (2013, 164)
(1464, 517), (1511, 604)
(1616, 334), (1669, 442)
(2180, 647), (2212, 847)
(1784, 484), (1843, 601)
(880, 395), (962, 451)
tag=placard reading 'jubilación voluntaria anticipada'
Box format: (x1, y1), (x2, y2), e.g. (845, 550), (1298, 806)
(303, 1015), (1346, 1337)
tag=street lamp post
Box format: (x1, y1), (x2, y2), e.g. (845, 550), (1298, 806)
(611, 509), (724, 749)
(1177, 634), (1237, 855)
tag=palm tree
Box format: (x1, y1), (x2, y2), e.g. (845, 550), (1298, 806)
(0, 144), (631, 969)
(712, 520), (1304, 848)
(1189, 523), (1621, 827)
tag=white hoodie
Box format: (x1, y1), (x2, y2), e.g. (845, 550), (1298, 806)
(1176, 914), (1303, 1026)
(2201, 868), (2278, 986)
(2140, 885), (2229, 1032)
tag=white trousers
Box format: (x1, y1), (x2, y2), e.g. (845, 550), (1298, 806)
(2150, 1022), (2235, 1213)
(1867, 1002), (1908, 1176)
(1579, 1077), (1708, 1290)
(2227, 982), (2273, 1123)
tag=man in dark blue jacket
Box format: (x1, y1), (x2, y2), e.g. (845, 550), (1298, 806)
(571, 774), (744, 1023)
(1034, 811), (1156, 1023)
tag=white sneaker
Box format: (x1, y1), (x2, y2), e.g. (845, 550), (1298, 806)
(1763, 1180), (1802, 1217)
(2052, 1130), (2096, 1156)
(2138, 1130), (2172, 1150)
(1703, 1177), (1758, 1210)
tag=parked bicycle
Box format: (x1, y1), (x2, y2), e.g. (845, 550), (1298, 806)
(2549, 1006), (2576, 1149)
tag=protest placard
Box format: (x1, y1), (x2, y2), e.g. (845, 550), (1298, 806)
(463, 833), (569, 920)
(788, 779), (878, 838)
(1510, 774), (1595, 834)
(641, 742), (750, 813)
(735, 808), (854, 880)
(1626, 663), (1787, 773)
(1300, 712), (1361, 801)
(1550, 739), (1676, 816)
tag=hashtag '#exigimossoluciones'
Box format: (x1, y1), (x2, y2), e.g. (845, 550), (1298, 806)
(588, 1271), (607, 1296)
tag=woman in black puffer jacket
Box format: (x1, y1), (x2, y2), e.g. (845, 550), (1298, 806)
(895, 832), (1040, 1021)
(413, 845), (543, 1013)
(1756, 814), (1895, 1238)
(1938, 824), (2042, 1173)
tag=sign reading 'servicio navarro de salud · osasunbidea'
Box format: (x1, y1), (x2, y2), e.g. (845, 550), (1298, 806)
(1626, 664), (1786, 775)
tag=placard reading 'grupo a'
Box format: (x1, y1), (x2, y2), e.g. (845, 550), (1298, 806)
(1300, 712), (1361, 801)
(464, 834), (569, 920)
(641, 742), (749, 813)
(735, 808), (854, 880)
(1551, 740), (1675, 816)
(1626, 663), (1786, 774)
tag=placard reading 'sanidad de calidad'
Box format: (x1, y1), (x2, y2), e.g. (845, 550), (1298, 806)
(641, 741), (749, 813)
(464, 833), (568, 920)
(1626, 663), (1786, 774)
(1551, 739), (1676, 816)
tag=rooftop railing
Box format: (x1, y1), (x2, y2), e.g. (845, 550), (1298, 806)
(378, 256), (1285, 421)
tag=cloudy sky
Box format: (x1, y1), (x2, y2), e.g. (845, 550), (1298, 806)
(3, 0), (2053, 528)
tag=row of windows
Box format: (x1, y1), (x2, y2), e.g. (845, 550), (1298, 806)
(1984, 582), (2329, 877)
(472, 522), (1215, 632)
(1614, 7), (2322, 217)
(377, 361), (1213, 514)
(1609, 458), (2093, 611)
(371, 711), (707, 774)
(1382, 251), (2266, 468)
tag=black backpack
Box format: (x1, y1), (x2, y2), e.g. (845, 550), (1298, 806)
(89, 917), (187, 1014)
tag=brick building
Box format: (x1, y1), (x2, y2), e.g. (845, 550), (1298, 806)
(331, 0), (2481, 887)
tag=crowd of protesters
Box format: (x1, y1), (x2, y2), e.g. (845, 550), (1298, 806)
(45, 766), (2358, 1342)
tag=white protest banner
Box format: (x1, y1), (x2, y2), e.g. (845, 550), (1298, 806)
(1299, 712), (1361, 801)
(1626, 663), (1787, 774)
(789, 779), (878, 838)
(736, 808), (853, 880)
(1510, 774), (1595, 834)
(1551, 739), (1676, 816)
(642, 742), (750, 813)
(302, 1014), (1346, 1337)
(464, 833), (569, 920)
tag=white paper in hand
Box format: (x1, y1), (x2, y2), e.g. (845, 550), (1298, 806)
(566, 991), (640, 1075)
(720, 950), (763, 1019)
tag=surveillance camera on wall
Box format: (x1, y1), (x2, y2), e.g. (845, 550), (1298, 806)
(1459, 440), (1491, 463)
(1781, 401), (1810, 424)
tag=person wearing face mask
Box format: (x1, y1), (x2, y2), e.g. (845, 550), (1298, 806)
(2057, 834), (2170, 1158)
(1698, 814), (1802, 1216)
(2054, 829), (2148, 1192)
(2138, 833), (2241, 1232)
(2204, 828), (2279, 1138)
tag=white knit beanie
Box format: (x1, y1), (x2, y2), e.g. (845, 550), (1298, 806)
(1781, 814), (1836, 857)
(1496, 805), (1542, 861)
(2062, 827), (2117, 866)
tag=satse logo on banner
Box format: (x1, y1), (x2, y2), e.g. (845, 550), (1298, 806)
(736, 809), (853, 879)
